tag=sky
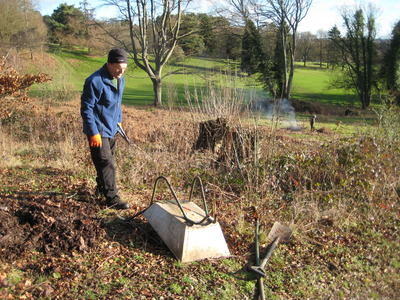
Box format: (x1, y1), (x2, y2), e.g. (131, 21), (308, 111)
(36, 0), (399, 38)
(298, 0), (399, 38)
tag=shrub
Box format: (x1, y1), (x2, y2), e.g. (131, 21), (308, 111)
(0, 57), (51, 119)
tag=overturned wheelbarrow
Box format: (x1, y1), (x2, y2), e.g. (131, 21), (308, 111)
(143, 176), (230, 263)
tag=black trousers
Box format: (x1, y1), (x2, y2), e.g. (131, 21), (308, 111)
(88, 136), (118, 200)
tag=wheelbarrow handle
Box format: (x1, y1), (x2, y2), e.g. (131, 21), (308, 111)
(150, 176), (214, 226)
(260, 236), (281, 270)
(258, 277), (265, 300)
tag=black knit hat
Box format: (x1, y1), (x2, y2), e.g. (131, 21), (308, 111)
(108, 48), (128, 64)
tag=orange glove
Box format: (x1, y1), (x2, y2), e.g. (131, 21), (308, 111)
(90, 134), (102, 147)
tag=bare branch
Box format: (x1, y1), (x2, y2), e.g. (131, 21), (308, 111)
(101, 0), (192, 106)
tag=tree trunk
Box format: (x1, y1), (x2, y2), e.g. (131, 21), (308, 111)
(286, 29), (298, 101)
(281, 25), (289, 99)
(286, 52), (295, 100)
(152, 77), (162, 107)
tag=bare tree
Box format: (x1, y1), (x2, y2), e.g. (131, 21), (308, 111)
(79, 0), (97, 53)
(0, 0), (24, 46)
(215, 0), (253, 25)
(296, 31), (313, 66)
(103, 0), (192, 106)
(0, 0), (47, 58)
(329, 4), (378, 108)
(315, 30), (328, 68)
(263, 0), (313, 100)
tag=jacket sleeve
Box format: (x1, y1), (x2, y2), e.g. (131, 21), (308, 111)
(81, 78), (101, 137)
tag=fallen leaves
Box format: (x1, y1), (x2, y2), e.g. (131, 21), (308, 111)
(1, 164), (399, 299)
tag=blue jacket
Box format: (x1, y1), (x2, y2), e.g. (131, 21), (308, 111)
(80, 64), (124, 138)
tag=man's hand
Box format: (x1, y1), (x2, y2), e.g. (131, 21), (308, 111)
(90, 134), (102, 147)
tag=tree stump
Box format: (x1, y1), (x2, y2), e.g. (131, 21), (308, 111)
(194, 118), (228, 153)
(194, 118), (260, 164)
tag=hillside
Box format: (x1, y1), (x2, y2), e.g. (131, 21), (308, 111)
(26, 49), (359, 108)
(0, 52), (399, 299)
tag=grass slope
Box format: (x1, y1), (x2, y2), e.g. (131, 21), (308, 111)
(30, 50), (359, 108)
(0, 96), (399, 299)
(1, 50), (399, 299)
(292, 65), (358, 105)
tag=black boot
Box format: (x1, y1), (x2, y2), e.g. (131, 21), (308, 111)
(106, 195), (130, 210)
(95, 178), (105, 197)
(94, 185), (104, 197)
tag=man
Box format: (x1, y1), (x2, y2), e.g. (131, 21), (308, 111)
(310, 115), (316, 131)
(81, 48), (130, 210)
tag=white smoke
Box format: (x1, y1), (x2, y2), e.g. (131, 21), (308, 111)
(252, 97), (300, 130)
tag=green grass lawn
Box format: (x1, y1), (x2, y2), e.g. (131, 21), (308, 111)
(291, 65), (358, 105)
(30, 49), (360, 109)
